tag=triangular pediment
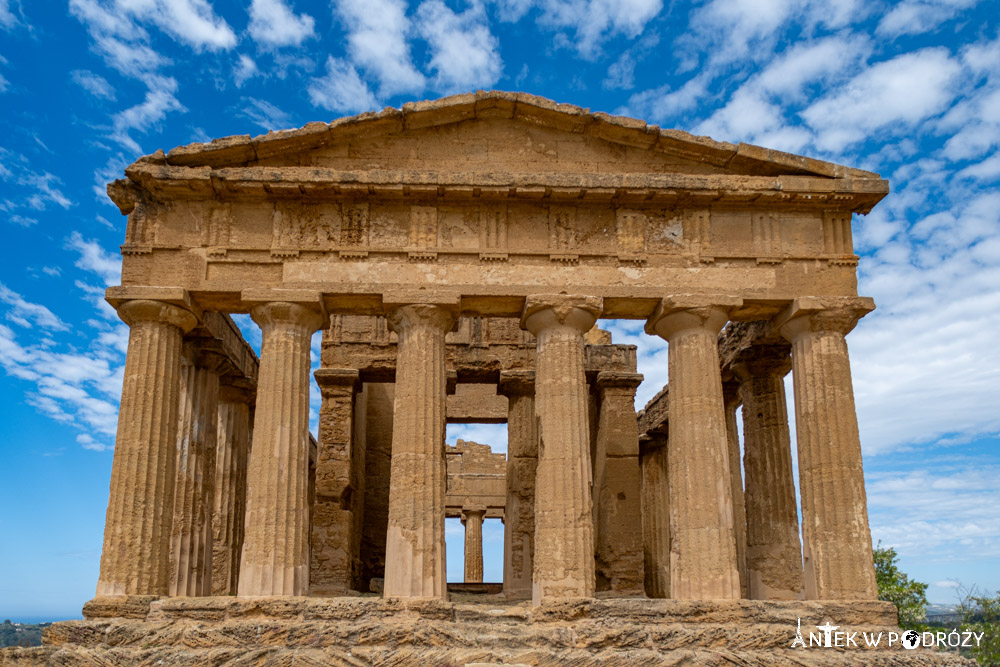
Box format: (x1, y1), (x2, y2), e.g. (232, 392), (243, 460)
(139, 91), (880, 181)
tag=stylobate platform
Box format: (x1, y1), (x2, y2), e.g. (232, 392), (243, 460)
(0, 596), (975, 665)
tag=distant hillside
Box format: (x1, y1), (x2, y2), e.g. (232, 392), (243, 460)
(0, 619), (47, 647)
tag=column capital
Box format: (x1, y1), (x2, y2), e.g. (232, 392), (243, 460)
(521, 294), (603, 336)
(644, 295), (742, 341)
(732, 344), (792, 382)
(250, 301), (325, 332)
(775, 296), (875, 342)
(498, 370), (535, 397)
(116, 299), (198, 333)
(386, 303), (457, 336)
(721, 378), (742, 410)
(595, 371), (644, 393)
(461, 507), (487, 524)
(314, 368), (361, 395)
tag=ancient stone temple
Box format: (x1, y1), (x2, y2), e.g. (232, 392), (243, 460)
(1, 92), (972, 665)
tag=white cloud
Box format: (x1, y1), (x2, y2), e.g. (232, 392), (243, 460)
(803, 48), (962, 152)
(9, 214), (37, 226)
(308, 56), (379, 114)
(70, 0), (163, 80)
(334, 0), (425, 96)
(0, 322), (123, 441)
(19, 171), (73, 211)
(233, 54), (259, 88)
(415, 0), (502, 94)
(66, 232), (122, 286)
(876, 0), (979, 37)
(248, 0), (315, 48)
(530, 0), (662, 58)
(0, 0), (16, 28)
(603, 51), (635, 90)
(76, 433), (110, 451)
(693, 35), (870, 146)
(110, 75), (185, 153)
(956, 151), (1000, 180)
(620, 74), (709, 124)
(115, 0), (236, 51)
(71, 69), (116, 101)
(849, 191), (1000, 455)
(867, 461), (1000, 561)
(240, 97), (292, 131)
(0, 283), (68, 331)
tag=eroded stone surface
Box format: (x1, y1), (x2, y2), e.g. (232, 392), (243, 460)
(0, 598), (973, 666)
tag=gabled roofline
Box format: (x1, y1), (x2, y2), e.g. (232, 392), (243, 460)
(134, 91), (882, 181)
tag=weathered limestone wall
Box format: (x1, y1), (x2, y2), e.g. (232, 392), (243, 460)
(358, 382), (394, 591)
(445, 439), (506, 520)
(593, 371), (644, 595)
(311, 368), (363, 596)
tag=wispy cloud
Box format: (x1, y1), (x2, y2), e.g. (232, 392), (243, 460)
(239, 97), (292, 131)
(415, 0), (502, 94)
(308, 56), (379, 114)
(248, 0), (315, 48)
(0, 283), (68, 331)
(333, 0), (425, 96)
(71, 69), (116, 100)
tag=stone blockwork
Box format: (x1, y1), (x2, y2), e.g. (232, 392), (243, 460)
(50, 92), (900, 662)
(0, 597), (973, 666)
(446, 439), (506, 520)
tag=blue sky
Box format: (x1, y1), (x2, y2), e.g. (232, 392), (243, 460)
(1, 0), (998, 622)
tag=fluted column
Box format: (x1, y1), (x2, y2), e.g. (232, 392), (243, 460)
(212, 383), (253, 596)
(522, 294), (602, 603)
(97, 299), (198, 596)
(593, 371), (644, 595)
(383, 303), (455, 599)
(639, 433), (670, 598)
(238, 301), (324, 596)
(778, 296), (877, 600)
(734, 345), (804, 600)
(721, 380), (748, 599)
(169, 350), (223, 596)
(462, 508), (486, 583)
(499, 371), (537, 601)
(645, 295), (742, 600)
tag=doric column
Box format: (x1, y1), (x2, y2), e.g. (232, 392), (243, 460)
(498, 370), (537, 601)
(645, 295), (742, 600)
(311, 368), (362, 596)
(212, 382), (253, 596)
(169, 349), (224, 597)
(777, 296), (877, 600)
(238, 300), (324, 596)
(521, 294), (602, 603)
(593, 371), (644, 595)
(462, 508), (486, 583)
(721, 379), (748, 599)
(733, 344), (804, 600)
(382, 302), (455, 599)
(639, 433), (670, 598)
(97, 299), (198, 596)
